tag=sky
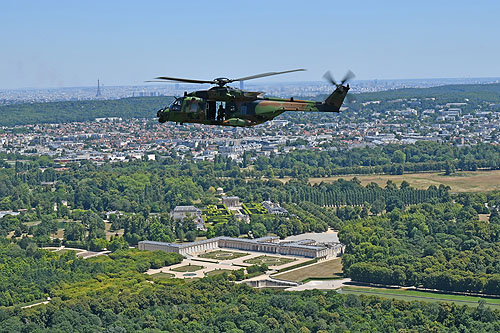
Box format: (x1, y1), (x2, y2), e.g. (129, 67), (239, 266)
(1, 0), (500, 90)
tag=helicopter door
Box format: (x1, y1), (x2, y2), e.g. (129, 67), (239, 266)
(216, 102), (226, 121)
(207, 101), (216, 120)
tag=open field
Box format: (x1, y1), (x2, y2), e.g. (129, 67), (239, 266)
(340, 286), (500, 309)
(244, 255), (296, 267)
(199, 250), (249, 260)
(105, 222), (124, 240)
(285, 229), (339, 243)
(205, 269), (234, 276)
(274, 258), (343, 282)
(479, 214), (490, 221)
(307, 170), (500, 193)
(171, 264), (204, 272)
(105, 229), (124, 240)
(53, 229), (65, 239)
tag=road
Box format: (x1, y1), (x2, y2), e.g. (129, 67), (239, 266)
(22, 297), (51, 309)
(337, 287), (500, 308)
(42, 246), (110, 259)
(285, 278), (351, 291)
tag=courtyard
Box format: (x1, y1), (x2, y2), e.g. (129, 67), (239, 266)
(198, 250), (250, 260)
(243, 255), (296, 267)
(145, 249), (309, 279)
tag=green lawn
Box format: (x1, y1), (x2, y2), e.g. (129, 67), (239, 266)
(341, 286), (500, 309)
(244, 255), (296, 267)
(199, 250), (249, 260)
(23, 221), (41, 227)
(56, 249), (85, 255)
(273, 258), (342, 282)
(205, 269), (234, 276)
(151, 272), (175, 279)
(171, 265), (204, 272)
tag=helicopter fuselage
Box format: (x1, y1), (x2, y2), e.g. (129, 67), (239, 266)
(157, 86), (347, 127)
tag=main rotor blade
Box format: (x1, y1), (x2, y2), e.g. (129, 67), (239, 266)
(154, 76), (215, 84)
(323, 71), (337, 86)
(341, 70), (356, 85)
(230, 69), (306, 82)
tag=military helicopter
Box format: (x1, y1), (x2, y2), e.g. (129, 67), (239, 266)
(149, 69), (354, 127)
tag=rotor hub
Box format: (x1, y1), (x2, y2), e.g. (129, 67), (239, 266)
(213, 77), (231, 87)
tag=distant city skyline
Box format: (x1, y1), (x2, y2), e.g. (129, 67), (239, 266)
(3, 76), (500, 105)
(2, 0), (500, 90)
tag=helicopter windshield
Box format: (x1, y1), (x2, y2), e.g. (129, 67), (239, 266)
(169, 98), (183, 111)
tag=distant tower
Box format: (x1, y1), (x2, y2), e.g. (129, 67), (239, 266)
(96, 79), (102, 97)
(240, 81), (244, 90)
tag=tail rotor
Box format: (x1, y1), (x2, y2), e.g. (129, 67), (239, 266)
(323, 70), (355, 88)
(341, 70), (355, 86)
(323, 70), (356, 105)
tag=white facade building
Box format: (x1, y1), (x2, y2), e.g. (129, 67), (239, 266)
(138, 236), (343, 259)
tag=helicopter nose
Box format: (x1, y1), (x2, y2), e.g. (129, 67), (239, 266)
(157, 108), (169, 123)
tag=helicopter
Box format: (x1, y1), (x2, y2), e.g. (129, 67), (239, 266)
(149, 69), (354, 127)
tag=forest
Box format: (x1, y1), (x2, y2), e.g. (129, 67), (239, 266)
(0, 152), (450, 250)
(1, 151), (499, 294)
(249, 142), (500, 177)
(340, 200), (500, 295)
(4, 141), (492, 212)
(0, 96), (173, 126)
(0, 243), (182, 307)
(1, 242), (500, 332)
(347, 83), (500, 104)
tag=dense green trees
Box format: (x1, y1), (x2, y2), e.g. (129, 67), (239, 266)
(0, 96), (174, 126)
(2, 269), (500, 332)
(0, 243), (182, 307)
(0, 141), (498, 301)
(349, 82), (500, 104)
(82, 210), (105, 240)
(64, 222), (85, 241)
(0, 149), (453, 249)
(0, 142), (493, 218)
(250, 141), (500, 178)
(340, 201), (500, 295)
(231, 177), (449, 209)
(9, 234), (498, 331)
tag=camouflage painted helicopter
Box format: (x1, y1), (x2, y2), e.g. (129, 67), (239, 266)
(149, 69), (354, 127)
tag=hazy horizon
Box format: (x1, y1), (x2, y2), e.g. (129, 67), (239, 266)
(2, 76), (500, 92)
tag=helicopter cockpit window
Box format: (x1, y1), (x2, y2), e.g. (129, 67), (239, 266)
(169, 98), (183, 111)
(189, 101), (198, 112)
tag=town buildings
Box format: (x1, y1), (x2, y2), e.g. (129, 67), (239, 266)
(2, 85), (500, 166)
(170, 206), (206, 231)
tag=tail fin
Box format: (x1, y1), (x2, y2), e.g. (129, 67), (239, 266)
(322, 84), (349, 112)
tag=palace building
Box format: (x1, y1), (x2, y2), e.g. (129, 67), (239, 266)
(138, 236), (343, 259)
